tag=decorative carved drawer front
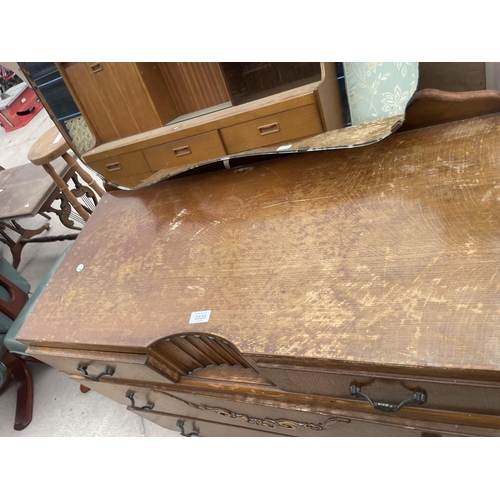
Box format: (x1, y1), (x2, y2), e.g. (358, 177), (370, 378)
(130, 409), (287, 437)
(219, 104), (323, 154)
(73, 378), (453, 437)
(86, 150), (152, 182)
(143, 131), (226, 173)
(255, 361), (500, 419)
(27, 347), (170, 385)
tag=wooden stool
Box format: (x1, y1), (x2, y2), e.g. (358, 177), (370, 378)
(27, 127), (105, 223)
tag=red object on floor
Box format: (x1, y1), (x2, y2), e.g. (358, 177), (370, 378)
(0, 84), (44, 132)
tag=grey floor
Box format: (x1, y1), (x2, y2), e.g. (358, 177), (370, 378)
(0, 109), (178, 436)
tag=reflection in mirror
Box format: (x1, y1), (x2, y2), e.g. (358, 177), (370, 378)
(20, 62), (418, 190)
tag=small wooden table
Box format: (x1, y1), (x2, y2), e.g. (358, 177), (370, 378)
(0, 160), (78, 268)
(27, 127), (105, 223)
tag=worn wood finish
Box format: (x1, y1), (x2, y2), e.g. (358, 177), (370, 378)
(0, 157), (81, 269)
(19, 113), (500, 372)
(0, 162), (71, 220)
(16, 110), (500, 436)
(135, 115), (403, 189)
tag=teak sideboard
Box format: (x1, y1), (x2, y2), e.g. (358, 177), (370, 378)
(15, 104), (500, 437)
(53, 62), (344, 188)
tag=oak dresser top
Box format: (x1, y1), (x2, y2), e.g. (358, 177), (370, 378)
(17, 114), (500, 374)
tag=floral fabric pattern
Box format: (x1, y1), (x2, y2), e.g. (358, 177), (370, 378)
(344, 62), (418, 125)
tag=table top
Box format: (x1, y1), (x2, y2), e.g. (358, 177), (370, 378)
(0, 159), (71, 220)
(27, 127), (69, 165)
(16, 113), (500, 374)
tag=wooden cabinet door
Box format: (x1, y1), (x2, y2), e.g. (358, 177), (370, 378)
(61, 62), (163, 142)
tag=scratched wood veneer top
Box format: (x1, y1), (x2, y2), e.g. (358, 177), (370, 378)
(17, 114), (500, 371)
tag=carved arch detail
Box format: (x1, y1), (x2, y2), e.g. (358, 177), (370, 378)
(146, 333), (254, 383)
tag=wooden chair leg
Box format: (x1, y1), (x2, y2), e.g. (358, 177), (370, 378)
(1, 351), (33, 431)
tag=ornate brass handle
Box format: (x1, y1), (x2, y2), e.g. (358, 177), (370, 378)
(125, 391), (154, 411)
(349, 385), (427, 413)
(77, 364), (115, 382)
(176, 420), (199, 437)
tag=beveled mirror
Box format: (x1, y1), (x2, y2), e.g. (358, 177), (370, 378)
(20, 62), (418, 190)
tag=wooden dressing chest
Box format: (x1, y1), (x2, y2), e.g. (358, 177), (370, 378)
(15, 110), (500, 437)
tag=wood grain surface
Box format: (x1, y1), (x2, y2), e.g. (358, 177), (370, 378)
(27, 127), (69, 165)
(16, 113), (500, 374)
(0, 160), (71, 220)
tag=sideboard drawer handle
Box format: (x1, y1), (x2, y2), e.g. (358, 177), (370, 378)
(90, 63), (103, 73)
(349, 385), (427, 413)
(258, 122), (280, 136)
(106, 162), (122, 172)
(173, 146), (191, 157)
(125, 391), (154, 411)
(77, 364), (115, 382)
(176, 420), (199, 437)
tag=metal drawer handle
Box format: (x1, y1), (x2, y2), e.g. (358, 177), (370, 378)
(77, 364), (115, 382)
(125, 391), (154, 411)
(349, 385), (427, 413)
(176, 420), (199, 437)
(258, 122), (280, 136)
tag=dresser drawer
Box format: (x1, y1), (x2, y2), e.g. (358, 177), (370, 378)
(74, 378), (461, 436)
(256, 361), (500, 419)
(85, 150), (152, 181)
(131, 409), (286, 437)
(220, 104), (323, 154)
(27, 346), (170, 385)
(143, 131), (226, 172)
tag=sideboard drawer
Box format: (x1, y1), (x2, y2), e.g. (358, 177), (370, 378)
(87, 150), (152, 181)
(143, 131), (226, 173)
(74, 379), (464, 436)
(220, 104), (323, 154)
(130, 408), (287, 437)
(27, 346), (169, 385)
(256, 361), (500, 418)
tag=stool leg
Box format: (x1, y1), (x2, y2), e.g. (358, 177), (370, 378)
(42, 163), (90, 222)
(62, 152), (105, 197)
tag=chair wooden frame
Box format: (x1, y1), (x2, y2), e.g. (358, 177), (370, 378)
(0, 272), (33, 430)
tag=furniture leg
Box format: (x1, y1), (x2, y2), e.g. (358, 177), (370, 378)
(62, 152), (105, 197)
(42, 163), (90, 222)
(0, 220), (50, 269)
(80, 385), (91, 393)
(0, 351), (33, 431)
